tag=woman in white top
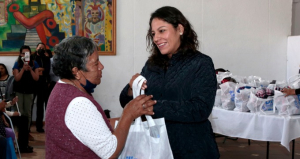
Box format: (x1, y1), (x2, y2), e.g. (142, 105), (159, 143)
(45, 36), (156, 159)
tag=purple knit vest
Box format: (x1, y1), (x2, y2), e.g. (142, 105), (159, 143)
(45, 83), (113, 159)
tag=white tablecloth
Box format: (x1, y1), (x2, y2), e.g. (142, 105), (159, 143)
(210, 107), (300, 151)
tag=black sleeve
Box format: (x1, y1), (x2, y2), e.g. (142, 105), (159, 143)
(296, 88), (300, 95)
(119, 62), (148, 108)
(119, 84), (133, 108)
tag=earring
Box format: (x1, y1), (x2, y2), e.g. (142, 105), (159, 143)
(180, 32), (182, 35)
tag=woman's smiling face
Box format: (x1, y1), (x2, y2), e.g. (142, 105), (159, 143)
(151, 18), (183, 58)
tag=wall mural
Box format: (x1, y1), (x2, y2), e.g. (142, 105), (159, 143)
(0, 0), (116, 55)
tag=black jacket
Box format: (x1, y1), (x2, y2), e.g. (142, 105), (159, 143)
(120, 50), (220, 159)
(32, 53), (50, 84)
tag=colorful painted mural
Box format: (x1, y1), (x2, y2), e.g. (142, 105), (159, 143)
(82, 0), (114, 53)
(0, 0), (75, 54)
(0, 0), (115, 55)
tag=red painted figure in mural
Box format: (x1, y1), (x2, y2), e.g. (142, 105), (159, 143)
(9, 3), (59, 48)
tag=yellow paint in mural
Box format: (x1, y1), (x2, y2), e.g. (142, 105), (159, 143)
(105, 4), (112, 51)
(31, 6), (38, 11)
(44, 0), (53, 4)
(46, 0), (74, 37)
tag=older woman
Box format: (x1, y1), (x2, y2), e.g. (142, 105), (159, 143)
(120, 6), (220, 159)
(46, 36), (156, 159)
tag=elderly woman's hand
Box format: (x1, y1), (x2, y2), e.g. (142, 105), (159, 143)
(281, 88), (296, 97)
(123, 94), (155, 120)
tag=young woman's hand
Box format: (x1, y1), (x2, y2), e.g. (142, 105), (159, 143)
(129, 73), (147, 90)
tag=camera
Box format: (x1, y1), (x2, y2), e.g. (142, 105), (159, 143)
(38, 49), (46, 56)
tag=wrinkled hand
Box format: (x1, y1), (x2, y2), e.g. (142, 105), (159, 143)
(129, 73), (147, 90)
(281, 88), (296, 97)
(123, 94), (156, 120)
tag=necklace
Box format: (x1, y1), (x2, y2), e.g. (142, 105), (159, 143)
(64, 79), (87, 94)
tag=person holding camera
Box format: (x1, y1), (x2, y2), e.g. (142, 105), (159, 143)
(13, 45), (40, 138)
(31, 43), (51, 133)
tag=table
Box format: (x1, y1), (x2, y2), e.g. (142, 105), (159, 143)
(209, 107), (300, 158)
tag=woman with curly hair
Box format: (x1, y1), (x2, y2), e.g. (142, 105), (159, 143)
(120, 6), (220, 159)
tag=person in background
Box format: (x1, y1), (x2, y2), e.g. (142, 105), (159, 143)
(46, 36), (156, 158)
(119, 6), (220, 159)
(13, 45), (39, 141)
(1, 96), (33, 153)
(0, 63), (10, 99)
(44, 49), (58, 105)
(31, 43), (51, 133)
(281, 88), (300, 96)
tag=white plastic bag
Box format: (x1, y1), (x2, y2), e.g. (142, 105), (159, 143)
(247, 75), (262, 87)
(274, 90), (300, 116)
(288, 74), (300, 89)
(214, 89), (222, 107)
(117, 75), (174, 159)
(247, 92), (274, 114)
(216, 72), (232, 84)
(234, 84), (252, 112)
(117, 116), (173, 159)
(259, 80), (271, 88)
(275, 81), (288, 90)
(220, 81), (236, 110)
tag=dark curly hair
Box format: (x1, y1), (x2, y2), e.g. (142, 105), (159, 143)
(146, 6), (199, 68)
(52, 36), (97, 79)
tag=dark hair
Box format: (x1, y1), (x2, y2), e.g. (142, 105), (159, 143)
(36, 42), (46, 49)
(215, 68), (230, 74)
(0, 63), (9, 76)
(146, 6), (199, 68)
(18, 45), (34, 68)
(52, 36), (97, 79)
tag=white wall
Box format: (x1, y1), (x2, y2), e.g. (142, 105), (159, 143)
(292, 0), (300, 35)
(0, 0), (293, 118)
(287, 36), (300, 79)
